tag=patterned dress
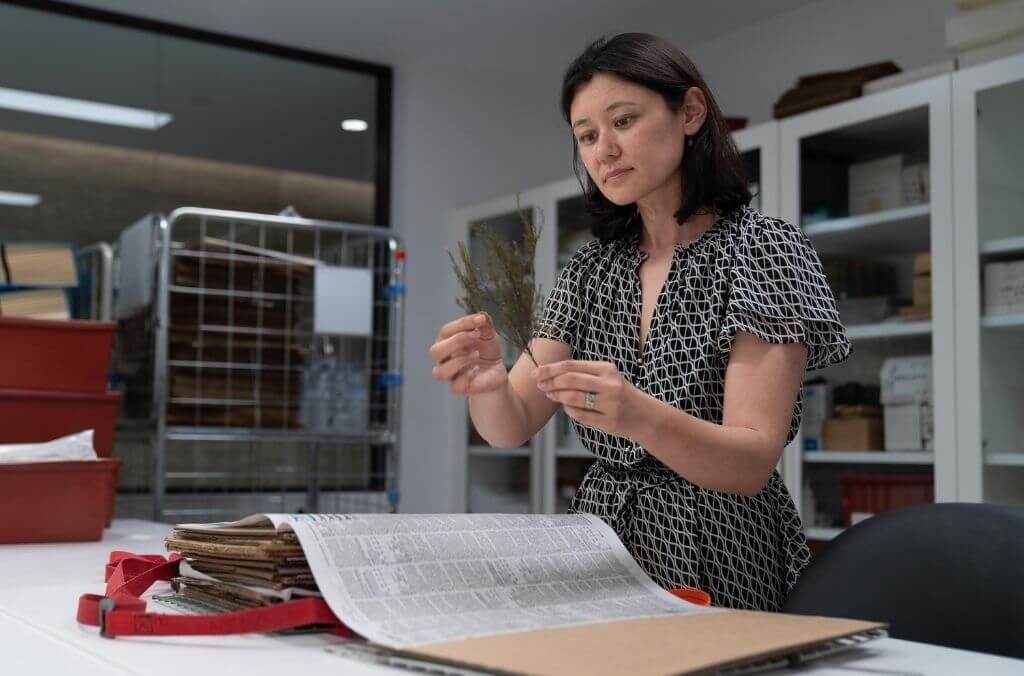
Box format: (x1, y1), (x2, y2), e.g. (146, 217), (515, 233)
(533, 205), (850, 611)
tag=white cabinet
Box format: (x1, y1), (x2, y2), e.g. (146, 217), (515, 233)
(779, 74), (957, 540)
(952, 52), (1024, 505)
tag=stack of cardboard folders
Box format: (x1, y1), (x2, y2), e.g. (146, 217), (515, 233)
(166, 524), (315, 612)
(166, 238), (316, 429)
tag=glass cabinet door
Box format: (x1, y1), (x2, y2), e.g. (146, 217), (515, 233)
(550, 189), (596, 514)
(953, 54), (1024, 505)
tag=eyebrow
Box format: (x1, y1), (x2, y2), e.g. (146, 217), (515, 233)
(571, 101), (639, 129)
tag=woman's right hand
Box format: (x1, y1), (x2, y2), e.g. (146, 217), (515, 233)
(429, 312), (508, 396)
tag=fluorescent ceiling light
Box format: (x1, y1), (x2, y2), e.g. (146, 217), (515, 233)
(341, 119), (368, 132)
(0, 86), (173, 130)
(0, 191), (42, 207)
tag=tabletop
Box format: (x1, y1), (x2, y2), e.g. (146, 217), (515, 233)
(1, 520), (1020, 675)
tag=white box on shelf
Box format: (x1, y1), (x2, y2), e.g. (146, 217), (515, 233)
(801, 383), (832, 451)
(880, 356), (932, 405)
(946, 0), (1024, 51)
(849, 154), (903, 215)
(884, 402), (933, 451)
(901, 163), (930, 206)
(984, 259), (1024, 315)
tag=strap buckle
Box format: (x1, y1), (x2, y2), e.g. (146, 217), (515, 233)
(97, 597), (116, 638)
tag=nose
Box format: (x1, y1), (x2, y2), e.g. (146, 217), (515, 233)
(594, 129), (620, 162)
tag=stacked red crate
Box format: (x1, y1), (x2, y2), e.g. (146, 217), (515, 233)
(0, 317), (122, 543)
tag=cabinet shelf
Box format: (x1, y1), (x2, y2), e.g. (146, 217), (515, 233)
(804, 526), (844, 541)
(469, 445), (529, 458)
(986, 452), (1024, 466)
(981, 313), (1024, 329)
(804, 451), (933, 464)
(980, 236), (1024, 257)
(846, 320), (931, 341)
(803, 204), (930, 256)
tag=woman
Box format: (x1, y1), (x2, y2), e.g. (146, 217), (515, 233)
(429, 33), (849, 611)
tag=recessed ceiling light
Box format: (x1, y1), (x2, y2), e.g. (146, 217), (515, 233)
(0, 191), (42, 207)
(341, 119), (368, 132)
(0, 86), (173, 130)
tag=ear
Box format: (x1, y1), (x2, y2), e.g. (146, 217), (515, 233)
(681, 87), (708, 137)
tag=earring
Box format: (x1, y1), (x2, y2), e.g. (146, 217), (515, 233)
(687, 136), (694, 148)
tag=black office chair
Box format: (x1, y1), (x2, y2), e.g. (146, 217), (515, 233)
(784, 503), (1024, 659)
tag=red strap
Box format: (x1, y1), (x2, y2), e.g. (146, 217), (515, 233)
(76, 551), (351, 639)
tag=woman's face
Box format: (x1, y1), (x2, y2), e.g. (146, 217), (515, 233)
(569, 73), (689, 206)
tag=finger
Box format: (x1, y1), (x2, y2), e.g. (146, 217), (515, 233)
(432, 350), (478, 381)
(429, 327), (482, 363)
(562, 404), (601, 428)
(450, 364), (479, 396)
(536, 372), (602, 394)
(535, 360), (613, 382)
(436, 313), (487, 341)
(546, 390), (605, 414)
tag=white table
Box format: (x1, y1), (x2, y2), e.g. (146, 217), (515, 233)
(0, 520), (1020, 675)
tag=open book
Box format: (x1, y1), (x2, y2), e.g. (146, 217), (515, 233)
(166, 513), (885, 675)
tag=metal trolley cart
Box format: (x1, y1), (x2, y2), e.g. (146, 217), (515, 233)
(116, 207), (404, 522)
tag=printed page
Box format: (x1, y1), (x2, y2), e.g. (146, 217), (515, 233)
(271, 513), (717, 648)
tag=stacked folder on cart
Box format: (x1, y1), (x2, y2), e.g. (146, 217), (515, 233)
(166, 237), (316, 429)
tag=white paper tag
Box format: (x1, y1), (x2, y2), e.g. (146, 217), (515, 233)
(314, 266), (373, 336)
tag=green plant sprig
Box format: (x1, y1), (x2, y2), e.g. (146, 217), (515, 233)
(448, 193), (544, 367)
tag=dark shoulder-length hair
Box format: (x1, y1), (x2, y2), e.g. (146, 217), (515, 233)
(562, 33), (751, 242)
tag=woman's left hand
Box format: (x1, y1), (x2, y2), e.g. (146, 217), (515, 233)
(533, 360), (645, 439)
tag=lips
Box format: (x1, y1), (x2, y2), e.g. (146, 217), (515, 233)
(603, 168), (631, 183)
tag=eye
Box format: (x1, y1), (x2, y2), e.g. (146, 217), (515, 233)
(578, 131), (596, 144)
(615, 115), (635, 127)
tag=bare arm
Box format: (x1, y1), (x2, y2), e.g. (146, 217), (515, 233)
(469, 337), (571, 448)
(632, 331), (806, 495)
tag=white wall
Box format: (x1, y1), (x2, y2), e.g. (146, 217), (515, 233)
(69, 0), (959, 512)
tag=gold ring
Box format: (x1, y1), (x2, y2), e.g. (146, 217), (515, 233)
(584, 391), (596, 411)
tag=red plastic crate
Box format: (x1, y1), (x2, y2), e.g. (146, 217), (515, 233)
(0, 317), (116, 392)
(0, 458), (121, 543)
(0, 389), (123, 457)
(841, 473), (934, 527)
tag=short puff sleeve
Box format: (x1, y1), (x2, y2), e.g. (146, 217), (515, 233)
(717, 217), (850, 371)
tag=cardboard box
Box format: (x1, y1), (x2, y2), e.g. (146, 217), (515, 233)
(899, 305), (932, 321)
(823, 417), (883, 451)
(913, 274), (931, 307)
(802, 383), (832, 451)
(880, 356), (932, 405)
(984, 259), (1024, 315)
(849, 155), (903, 215)
(901, 163), (930, 206)
(912, 252), (932, 276)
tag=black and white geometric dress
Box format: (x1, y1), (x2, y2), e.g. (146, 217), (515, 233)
(533, 205), (850, 611)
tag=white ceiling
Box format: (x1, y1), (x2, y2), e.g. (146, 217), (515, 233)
(69, 0), (821, 83)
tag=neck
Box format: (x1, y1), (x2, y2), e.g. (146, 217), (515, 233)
(635, 195), (717, 257)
